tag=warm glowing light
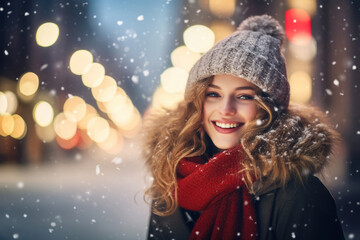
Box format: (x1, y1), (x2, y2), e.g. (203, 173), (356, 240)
(287, 0), (317, 16)
(0, 91), (7, 115)
(10, 114), (27, 139)
(114, 108), (141, 131)
(121, 118), (142, 139)
(91, 75), (118, 102)
(103, 87), (129, 114)
(63, 96), (87, 122)
(36, 22), (60, 47)
(4, 91), (18, 114)
(109, 103), (136, 130)
(285, 9), (312, 45)
(81, 63), (105, 88)
(289, 37), (317, 61)
(183, 25), (215, 53)
(161, 67), (188, 94)
(77, 104), (98, 129)
(210, 21), (235, 43)
(209, 0), (236, 17)
(97, 128), (123, 155)
(86, 116), (110, 143)
(0, 114), (14, 136)
(152, 86), (184, 111)
(289, 71), (312, 103)
(19, 72), (39, 96)
(33, 101), (54, 127)
(170, 46), (201, 72)
(69, 50), (93, 75)
(54, 113), (77, 140)
(77, 129), (93, 149)
(56, 133), (80, 150)
(35, 124), (56, 142)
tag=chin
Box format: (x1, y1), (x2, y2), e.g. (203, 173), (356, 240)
(213, 141), (239, 150)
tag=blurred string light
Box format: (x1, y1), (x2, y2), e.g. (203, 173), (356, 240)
(18, 72), (39, 97)
(33, 101), (54, 127)
(183, 25), (215, 53)
(97, 128), (123, 155)
(285, 8), (312, 45)
(287, 0), (317, 16)
(160, 67), (188, 94)
(210, 21), (235, 43)
(0, 91), (7, 114)
(0, 114), (14, 136)
(170, 46), (201, 72)
(63, 96), (87, 122)
(77, 104), (98, 130)
(289, 71), (312, 103)
(36, 22), (60, 47)
(35, 124), (56, 143)
(81, 62), (105, 88)
(69, 50), (94, 75)
(151, 86), (184, 110)
(4, 91), (18, 114)
(91, 75), (117, 102)
(209, 0), (236, 18)
(54, 113), (77, 140)
(10, 114), (27, 139)
(56, 132), (80, 150)
(86, 116), (110, 143)
(289, 37), (317, 61)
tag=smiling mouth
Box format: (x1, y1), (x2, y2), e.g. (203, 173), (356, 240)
(213, 121), (243, 129)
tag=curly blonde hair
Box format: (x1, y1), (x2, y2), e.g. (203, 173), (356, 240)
(143, 77), (338, 216)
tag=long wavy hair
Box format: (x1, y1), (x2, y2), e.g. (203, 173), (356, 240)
(143, 77), (338, 216)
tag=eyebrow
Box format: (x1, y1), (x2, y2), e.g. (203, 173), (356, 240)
(208, 84), (257, 91)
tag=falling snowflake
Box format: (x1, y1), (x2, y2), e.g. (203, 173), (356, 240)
(117, 21), (123, 26)
(96, 165), (100, 175)
(137, 15), (144, 21)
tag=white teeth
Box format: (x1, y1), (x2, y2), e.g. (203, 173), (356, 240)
(215, 122), (241, 129)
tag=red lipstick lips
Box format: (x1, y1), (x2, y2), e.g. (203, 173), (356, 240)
(211, 121), (243, 134)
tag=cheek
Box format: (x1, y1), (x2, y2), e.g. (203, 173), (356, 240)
(244, 104), (259, 121)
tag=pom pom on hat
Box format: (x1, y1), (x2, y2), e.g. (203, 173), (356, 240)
(237, 14), (285, 44)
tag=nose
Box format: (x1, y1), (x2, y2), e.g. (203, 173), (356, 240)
(219, 97), (236, 116)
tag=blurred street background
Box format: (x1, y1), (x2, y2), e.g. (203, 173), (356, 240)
(0, 0), (359, 239)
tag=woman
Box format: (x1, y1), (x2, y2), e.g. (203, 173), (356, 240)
(143, 15), (345, 240)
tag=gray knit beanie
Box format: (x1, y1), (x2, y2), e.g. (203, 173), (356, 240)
(186, 14), (290, 108)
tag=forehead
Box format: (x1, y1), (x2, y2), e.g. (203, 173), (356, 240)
(210, 74), (257, 89)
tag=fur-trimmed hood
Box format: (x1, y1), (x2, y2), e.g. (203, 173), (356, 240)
(251, 103), (339, 195)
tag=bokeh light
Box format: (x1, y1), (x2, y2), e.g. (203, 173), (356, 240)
(91, 75), (118, 102)
(69, 50), (94, 75)
(86, 116), (110, 143)
(289, 37), (317, 61)
(97, 128), (123, 155)
(287, 0), (317, 16)
(170, 45), (201, 72)
(285, 8), (312, 45)
(289, 71), (312, 103)
(36, 22), (60, 47)
(33, 101), (54, 127)
(10, 114), (27, 139)
(209, 0), (235, 18)
(63, 96), (87, 122)
(0, 114), (14, 136)
(152, 86), (184, 111)
(183, 25), (215, 53)
(56, 132), (80, 150)
(103, 87), (129, 114)
(81, 62), (105, 88)
(77, 104), (98, 129)
(0, 91), (7, 115)
(18, 72), (39, 96)
(54, 113), (77, 140)
(210, 21), (235, 43)
(160, 67), (188, 93)
(4, 91), (18, 114)
(35, 124), (56, 143)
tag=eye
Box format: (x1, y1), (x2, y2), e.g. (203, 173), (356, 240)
(205, 91), (220, 98)
(237, 95), (254, 100)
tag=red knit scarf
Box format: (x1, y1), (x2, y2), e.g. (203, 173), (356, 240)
(176, 145), (258, 240)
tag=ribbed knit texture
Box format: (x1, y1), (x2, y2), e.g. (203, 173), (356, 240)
(177, 145), (258, 240)
(186, 14), (290, 108)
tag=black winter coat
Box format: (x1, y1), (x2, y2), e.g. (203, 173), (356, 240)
(147, 175), (345, 240)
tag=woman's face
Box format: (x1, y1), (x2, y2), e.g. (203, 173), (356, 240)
(202, 74), (259, 150)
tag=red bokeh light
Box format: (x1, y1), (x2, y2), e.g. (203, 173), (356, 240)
(285, 8), (312, 45)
